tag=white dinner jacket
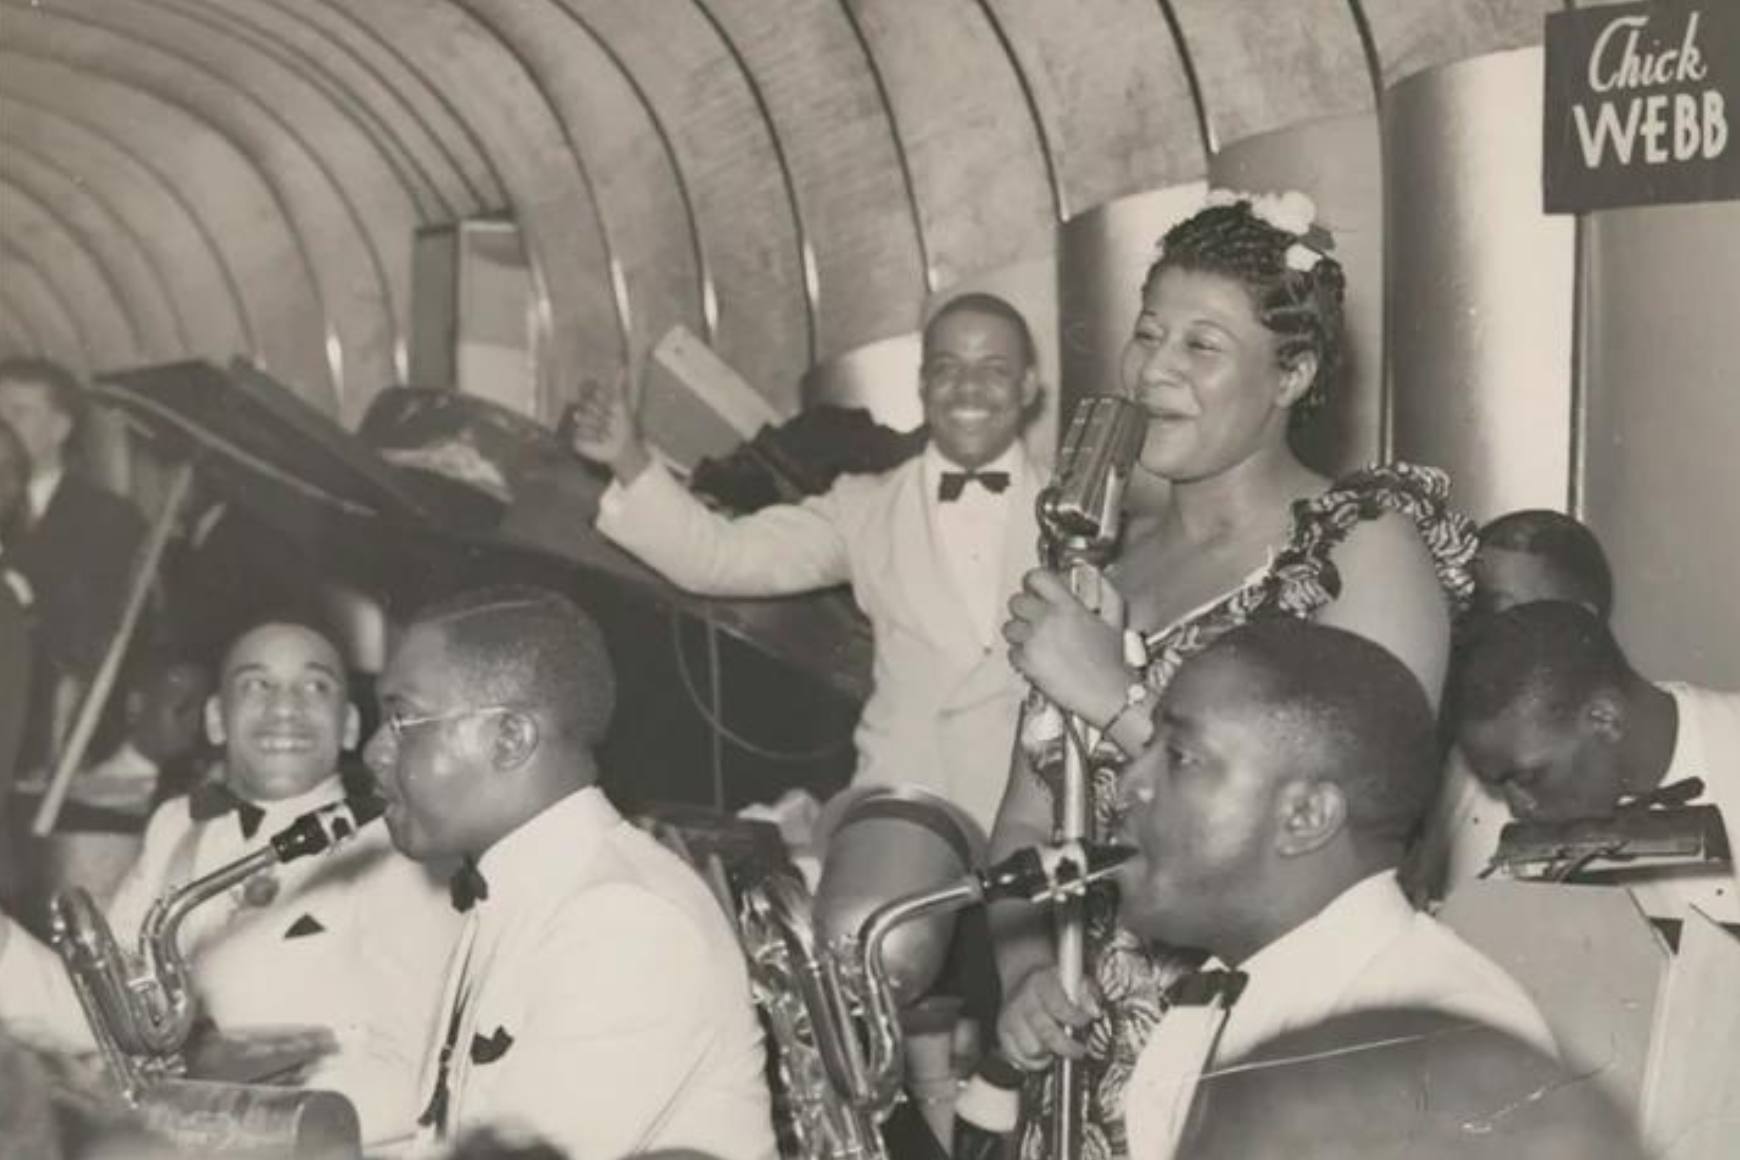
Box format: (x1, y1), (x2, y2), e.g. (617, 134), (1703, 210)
(597, 451), (1044, 830)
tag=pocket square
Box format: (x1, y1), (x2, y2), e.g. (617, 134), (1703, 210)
(470, 1026), (514, 1065)
(284, 914), (325, 939)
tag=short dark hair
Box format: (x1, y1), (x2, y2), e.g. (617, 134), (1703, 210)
(1204, 620), (1439, 844)
(923, 291), (1038, 368)
(1451, 602), (1631, 731)
(220, 608), (348, 680)
(1477, 509), (1614, 619)
(1144, 199), (1346, 430)
(410, 584), (615, 747)
(0, 356), (85, 430)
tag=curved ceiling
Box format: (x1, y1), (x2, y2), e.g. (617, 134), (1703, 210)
(0, 0), (1557, 423)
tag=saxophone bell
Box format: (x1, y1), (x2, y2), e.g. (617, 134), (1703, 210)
(737, 784), (1134, 1160)
(47, 794), (381, 1156)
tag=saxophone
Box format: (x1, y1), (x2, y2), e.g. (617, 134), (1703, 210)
(740, 813), (1133, 1160)
(46, 794), (385, 1157)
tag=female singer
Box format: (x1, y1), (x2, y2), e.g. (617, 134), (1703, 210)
(988, 191), (1477, 1159)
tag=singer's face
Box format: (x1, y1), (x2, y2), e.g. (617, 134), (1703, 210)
(208, 624), (357, 803)
(1120, 268), (1303, 482)
(1114, 651), (1285, 948)
(919, 308), (1035, 469)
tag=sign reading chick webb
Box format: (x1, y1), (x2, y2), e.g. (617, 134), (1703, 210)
(1544, 1), (1738, 212)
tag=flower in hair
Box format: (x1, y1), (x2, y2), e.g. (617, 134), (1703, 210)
(1285, 242), (1323, 273)
(1204, 188), (1318, 238)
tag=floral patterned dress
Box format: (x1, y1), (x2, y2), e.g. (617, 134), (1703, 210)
(1014, 462), (1476, 1160)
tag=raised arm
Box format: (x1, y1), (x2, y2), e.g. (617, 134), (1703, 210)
(569, 373), (853, 598)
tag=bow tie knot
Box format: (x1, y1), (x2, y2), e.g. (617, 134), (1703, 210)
(1164, 967), (1248, 1008)
(187, 781), (266, 840)
(938, 469), (1011, 502)
(449, 855), (490, 913)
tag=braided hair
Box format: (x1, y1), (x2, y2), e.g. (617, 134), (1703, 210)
(1143, 198), (1346, 429)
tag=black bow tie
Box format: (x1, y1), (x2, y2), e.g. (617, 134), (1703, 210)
(938, 469), (1010, 502)
(187, 781), (266, 841)
(449, 855), (490, 913)
(1165, 967), (1249, 1008)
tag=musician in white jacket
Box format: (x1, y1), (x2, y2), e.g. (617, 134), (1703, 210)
(366, 584), (776, 1160)
(0, 616), (458, 1146)
(568, 293), (1047, 831)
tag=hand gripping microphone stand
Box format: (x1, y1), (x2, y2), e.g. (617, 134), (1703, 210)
(1032, 395), (1147, 1160)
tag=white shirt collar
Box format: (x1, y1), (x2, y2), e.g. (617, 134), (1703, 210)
(238, 773), (350, 829)
(1236, 869), (1413, 987)
(26, 466), (63, 524)
(478, 785), (617, 897)
(1660, 683), (1701, 788)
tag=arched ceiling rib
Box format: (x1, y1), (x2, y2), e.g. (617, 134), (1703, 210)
(568, 0), (809, 403)
(0, 0), (1565, 421)
(0, 58), (334, 411)
(0, 150), (187, 357)
(845, 0), (1053, 290)
(1171, 0), (1373, 146)
(0, 241), (91, 373)
(282, 0), (506, 211)
(985, 0), (1210, 217)
(454, 0), (704, 370)
(330, 0), (626, 418)
(0, 178), (142, 365)
(171, 0), (456, 222)
(0, 113), (250, 362)
(698, 0), (927, 360)
(3, 0), (405, 416)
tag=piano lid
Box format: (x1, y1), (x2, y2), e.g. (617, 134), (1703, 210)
(92, 363), (871, 702)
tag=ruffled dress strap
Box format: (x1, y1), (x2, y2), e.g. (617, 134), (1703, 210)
(1250, 460), (1478, 622)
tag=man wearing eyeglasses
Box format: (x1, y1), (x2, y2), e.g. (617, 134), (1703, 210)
(0, 615), (458, 1147)
(569, 292), (1046, 832)
(365, 584), (777, 1160)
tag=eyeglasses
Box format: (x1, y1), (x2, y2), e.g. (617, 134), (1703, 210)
(381, 704), (512, 742)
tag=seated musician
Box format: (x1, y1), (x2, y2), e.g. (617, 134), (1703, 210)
(1418, 507), (1616, 898)
(363, 584), (777, 1159)
(1105, 621), (1553, 1160)
(567, 293), (1046, 832)
(1178, 1007), (1645, 1160)
(1446, 601), (1740, 923)
(0, 614), (459, 1144)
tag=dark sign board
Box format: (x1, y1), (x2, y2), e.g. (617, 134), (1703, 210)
(1544, 1), (1739, 212)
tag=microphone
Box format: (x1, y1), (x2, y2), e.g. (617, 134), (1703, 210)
(1038, 394), (1147, 566)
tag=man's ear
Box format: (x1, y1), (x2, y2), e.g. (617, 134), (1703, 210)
(342, 704), (360, 751)
(203, 695), (225, 747)
(491, 710), (539, 772)
(1274, 778), (1345, 857)
(1583, 691), (1625, 743)
(1277, 352), (1318, 409)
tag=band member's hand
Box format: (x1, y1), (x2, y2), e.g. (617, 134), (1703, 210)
(564, 369), (650, 483)
(1003, 568), (1128, 725)
(997, 964), (1101, 1069)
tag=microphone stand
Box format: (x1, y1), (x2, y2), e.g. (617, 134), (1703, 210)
(1032, 396), (1145, 1160)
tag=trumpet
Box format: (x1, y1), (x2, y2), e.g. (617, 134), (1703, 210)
(740, 800), (1133, 1160)
(47, 794), (384, 1157)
